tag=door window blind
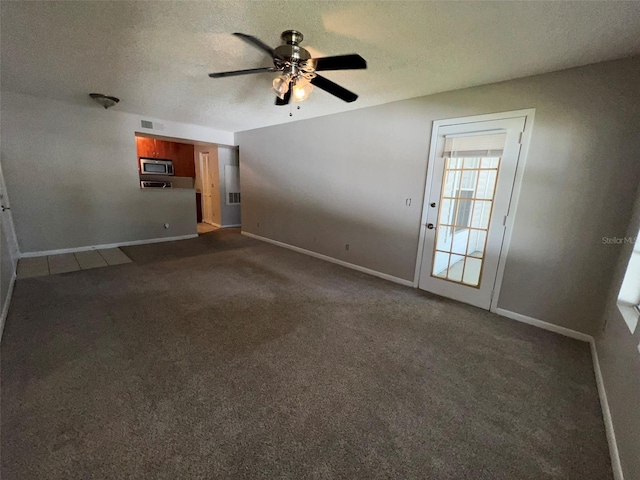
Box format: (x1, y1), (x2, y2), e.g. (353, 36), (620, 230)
(443, 132), (506, 157)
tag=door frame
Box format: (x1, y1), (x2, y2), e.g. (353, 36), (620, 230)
(413, 109), (536, 312)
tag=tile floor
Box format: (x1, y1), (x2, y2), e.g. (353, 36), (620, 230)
(197, 223), (219, 235)
(17, 248), (132, 279)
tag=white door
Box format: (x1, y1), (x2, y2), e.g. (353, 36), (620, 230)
(0, 161), (19, 312)
(0, 167), (4, 300)
(199, 153), (215, 225)
(417, 115), (527, 310)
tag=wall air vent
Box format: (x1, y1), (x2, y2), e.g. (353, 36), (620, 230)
(140, 120), (164, 131)
(225, 165), (241, 205)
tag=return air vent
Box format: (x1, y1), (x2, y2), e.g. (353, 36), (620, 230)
(225, 165), (241, 205)
(140, 120), (164, 130)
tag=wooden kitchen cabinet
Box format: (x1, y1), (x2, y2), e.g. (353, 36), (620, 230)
(136, 137), (156, 159)
(155, 140), (176, 160)
(136, 137), (175, 160)
(174, 143), (195, 178)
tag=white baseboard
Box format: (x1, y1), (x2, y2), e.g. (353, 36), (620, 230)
(494, 308), (593, 342)
(20, 234), (199, 258)
(222, 224), (241, 228)
(0, 270), (17, 343)
(241, 231), (413, 287)
(590, 340), (624, 480)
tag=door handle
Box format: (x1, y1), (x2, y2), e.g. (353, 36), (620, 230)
(427, 223), (434, 229)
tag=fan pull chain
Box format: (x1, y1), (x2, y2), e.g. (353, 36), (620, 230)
(288, 104), (302, 117)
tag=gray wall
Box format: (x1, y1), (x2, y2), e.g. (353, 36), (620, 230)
(1, 92), (234, 253)
(237, 56), (640, 336)
(218, 146), (241, 227)
(595, 187), (640, 480)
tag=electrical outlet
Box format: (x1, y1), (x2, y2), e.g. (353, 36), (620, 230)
(345, 244), (350, 251)
(406, 198), (412, 206)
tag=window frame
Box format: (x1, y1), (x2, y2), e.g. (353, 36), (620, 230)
(453, 188), (475, 232)
(616, 232), (640, 334)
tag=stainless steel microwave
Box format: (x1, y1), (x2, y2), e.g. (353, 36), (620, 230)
(140, 158), (174, 176)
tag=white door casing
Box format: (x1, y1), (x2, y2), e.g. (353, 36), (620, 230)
(414, 110), (535, 311)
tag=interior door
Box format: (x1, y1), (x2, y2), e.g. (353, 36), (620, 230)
(0, 161), (19, 316)
(199, 153), (215, 225)
(417, 116), (526, 310)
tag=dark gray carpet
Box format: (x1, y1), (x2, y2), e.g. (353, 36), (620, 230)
(1, 229), (612, 479)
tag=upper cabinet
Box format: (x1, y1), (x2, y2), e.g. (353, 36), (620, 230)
(136, 136), (195, 178)
(136, 137), (176, 160)
(136, 137), (156, 159)
(174, 143), (195, 178)
(156, 140), (177, 161)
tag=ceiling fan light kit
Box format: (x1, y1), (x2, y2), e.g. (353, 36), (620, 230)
(272, 73), (314, 102)
(272, 74), (291, 100)
(209, 30), (367, 106)
(292, 82), (313, 102)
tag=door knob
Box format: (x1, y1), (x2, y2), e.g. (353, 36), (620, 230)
(430, 202), (436, 208)
(427, 223), (434, 229)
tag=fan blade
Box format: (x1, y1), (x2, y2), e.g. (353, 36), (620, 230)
(233, 32), (284, 61)
(275, 89), (292, 106)
(310, 54), (367, 71)
(209, 67), (278, 78)
(310, 75), (358, 103)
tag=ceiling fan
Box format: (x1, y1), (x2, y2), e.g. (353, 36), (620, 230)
(208, 30), (367, 105)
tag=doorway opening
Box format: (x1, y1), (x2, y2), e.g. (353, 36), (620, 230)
(195, 145), (241, 233)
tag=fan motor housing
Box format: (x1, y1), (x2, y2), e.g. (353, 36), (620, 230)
(274, 44), (311, 62)
(274, 30), (311, 63)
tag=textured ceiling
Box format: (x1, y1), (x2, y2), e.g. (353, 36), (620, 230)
(2, 1), (640, 133)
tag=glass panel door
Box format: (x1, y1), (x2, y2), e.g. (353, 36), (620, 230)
(417, 115), (527, 310)
(431, 147), (501, 288)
